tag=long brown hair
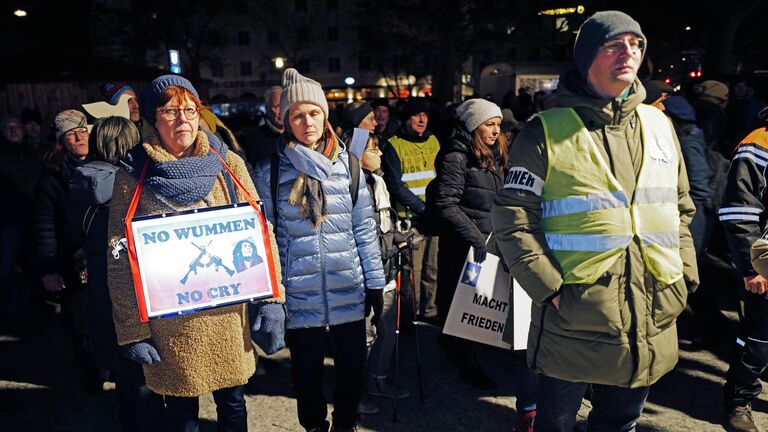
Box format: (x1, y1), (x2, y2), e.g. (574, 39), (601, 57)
(41, 139), (66, 172)
(471, 129), (508, 170)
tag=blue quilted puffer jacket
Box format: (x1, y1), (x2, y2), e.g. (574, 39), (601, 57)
(253, 142), (385, 329)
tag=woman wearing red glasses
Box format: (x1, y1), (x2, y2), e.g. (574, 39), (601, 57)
(107, 75), (284, 432)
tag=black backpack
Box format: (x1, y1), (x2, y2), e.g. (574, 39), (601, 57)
(270, 151), (360, 219)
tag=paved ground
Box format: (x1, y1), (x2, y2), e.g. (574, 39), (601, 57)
(1, 290), (767, 431)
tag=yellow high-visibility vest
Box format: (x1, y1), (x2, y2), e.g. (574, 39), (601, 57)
(539, 105), (683, 285)
(388, 134), (440, 216)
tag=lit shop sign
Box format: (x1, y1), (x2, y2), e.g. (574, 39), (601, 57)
(538, 5), (585, 16)
(169, 50), (182, 74)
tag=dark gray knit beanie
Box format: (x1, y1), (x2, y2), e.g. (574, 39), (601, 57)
(574, 10), (646, 78)
(342, 102), (374, 132)
(140, 74), (200, 124)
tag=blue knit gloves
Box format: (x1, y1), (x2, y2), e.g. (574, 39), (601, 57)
(250, 302), (285, 334)
(121, 340), (161, 365)
(249, 302), (287, 355)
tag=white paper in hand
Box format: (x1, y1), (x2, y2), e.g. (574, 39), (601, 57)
(349, 128), (370, 159)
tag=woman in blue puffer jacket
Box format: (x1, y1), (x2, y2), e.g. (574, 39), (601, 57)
(253, 68), (385, 432)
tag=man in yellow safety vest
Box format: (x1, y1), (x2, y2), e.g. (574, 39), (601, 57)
(491, 10), (699, 432)
(381, 98), (441, 323)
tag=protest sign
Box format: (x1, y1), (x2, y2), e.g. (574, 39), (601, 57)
(129, 204), (278, 322)
(442, 247), (531, 350)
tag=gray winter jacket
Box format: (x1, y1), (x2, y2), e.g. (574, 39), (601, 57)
(253, 142), (386, 329)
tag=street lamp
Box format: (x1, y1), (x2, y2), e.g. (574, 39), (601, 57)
(13, 9), (27, 17)
(273, 57), (286, 69)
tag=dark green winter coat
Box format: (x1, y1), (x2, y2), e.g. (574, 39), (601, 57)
(491, 67), (699, 388)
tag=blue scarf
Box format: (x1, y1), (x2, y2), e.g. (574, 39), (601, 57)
(121, 130), (228, 204)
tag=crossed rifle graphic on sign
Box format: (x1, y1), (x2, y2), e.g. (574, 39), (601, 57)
(180, 241), (235, 285)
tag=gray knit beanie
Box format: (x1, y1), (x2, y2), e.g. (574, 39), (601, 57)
(456, 99), (503, 132)
(280, 68), (329, 122)
(140, 74), (200, 124)
(574, 10), (646, 78)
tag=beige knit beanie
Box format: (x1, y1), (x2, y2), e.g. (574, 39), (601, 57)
(280, 68), (329, 122)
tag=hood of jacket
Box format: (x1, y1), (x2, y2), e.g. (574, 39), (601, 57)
(69, 161), (118, 205)
(555, 65), (647, 128)
(445, 124), (473, 154)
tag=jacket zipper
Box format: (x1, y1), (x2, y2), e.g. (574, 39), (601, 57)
(531, 306), (548, 370)
(319, 227), (331, 327)
(612, 99), (621, 125)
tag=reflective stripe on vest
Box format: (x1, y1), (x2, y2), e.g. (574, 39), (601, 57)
(539, 105), (683, 285)
(388, 134), (440, 216)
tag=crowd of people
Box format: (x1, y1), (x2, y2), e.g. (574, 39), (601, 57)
(4, 8), (768, 432)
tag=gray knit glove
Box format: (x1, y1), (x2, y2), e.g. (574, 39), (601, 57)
(121, 340), (161, 365)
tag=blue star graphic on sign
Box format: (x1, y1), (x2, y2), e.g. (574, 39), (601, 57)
(461, 262), (482, 287)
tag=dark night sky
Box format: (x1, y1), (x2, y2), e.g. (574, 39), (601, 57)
(3, 0), (768, 82)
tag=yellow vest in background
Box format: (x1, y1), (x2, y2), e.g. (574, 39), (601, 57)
(539, 105), (683, 285)
(388, 134), (440, 216)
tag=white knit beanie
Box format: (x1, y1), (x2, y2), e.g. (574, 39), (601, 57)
(456, 99), (502, 132)
(280, 68), (329, 122)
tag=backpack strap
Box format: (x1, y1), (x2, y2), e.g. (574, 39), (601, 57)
(348, 151), (360, 207)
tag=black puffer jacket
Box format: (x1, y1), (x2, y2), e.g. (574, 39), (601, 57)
(434, 125), (505, 318)
(434, 125), (504, 245)
(33, 153), (88, 279)
(66, 161), (119, 368)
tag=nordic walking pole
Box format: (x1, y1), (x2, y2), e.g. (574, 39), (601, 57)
(409, 235), (425, 402)
(392, 244), (402, 422)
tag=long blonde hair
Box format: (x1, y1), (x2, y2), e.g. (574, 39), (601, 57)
(471, 129), (508, 170)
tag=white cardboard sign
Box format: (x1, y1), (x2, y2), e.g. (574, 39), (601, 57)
(442, 248), (531, 350)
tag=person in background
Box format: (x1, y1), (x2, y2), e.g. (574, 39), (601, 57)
(340, 104), (407, 415)
(0, 115), (41, 330)
(21, 108), (45, 149)
(641, 79), (674, 110)
(107, 75), (285, 432)
(66, 114), (164, 431)
(500, 108), (523, 144)
(717, 94), (768, 431)
(34, 109), (103, 391)
(242, 85), (284, 165)
(381, 98), (441, 324)
(371, 98), (399, 142)
(662, 95), (733, 352)
(253, 68), (385, 432)
(434, 98), (538, 430)
(693, 80), (730, 156)
(492, 11), (698, 431)
(342, 102), (378, 135)
(101, 82), (142, 124)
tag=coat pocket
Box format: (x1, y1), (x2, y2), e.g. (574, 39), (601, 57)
(652, 277), (687, 329)
(556, 274), (623, 336)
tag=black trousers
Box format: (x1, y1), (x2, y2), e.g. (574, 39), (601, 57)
(114, 355), (164, 432)
(724, 289), (768, 406)
(286, 319), (366, 430)
(164, 385), (247, 432)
